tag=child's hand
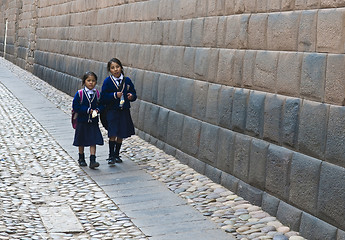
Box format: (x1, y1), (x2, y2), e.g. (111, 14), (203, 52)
(117, 92), (123, 98)
(127, 93), (133, 100)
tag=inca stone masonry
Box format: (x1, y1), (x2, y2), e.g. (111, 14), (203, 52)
(1, 1), (345, 239)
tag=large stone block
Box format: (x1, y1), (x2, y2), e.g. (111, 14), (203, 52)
(141, 71), (153, 102)
(175, 77), (194, 115)
(265, 145), (292, 201)
(151, 72), (160, 105)
(276, 201), (302, 231)
(157, 107), (169, 142)
(191, 18), (204, 47)
(218, 86), (234, 129)
(198, 122), (219, 165)
(143, 103), (159, 136)
(242, 50), (256, 88)
(298, 10), (317, 52)
(317, 9), (345, 53)
(166, 111), (184, 149)
(300, 53), (326, 101)
(253, 51), (279, 92)
(289, 152), (321, 215)
(318, 162), (345, 230)
(216, 49), (235, 85)
(216, 16), (227, 48)
(267, 12), (300, 51)
(277, 52), (303, 96)
(325, 106), (345, 168)
(170, 47), (185, 76)
(194, 48), (209, 79)
(217, 128), (235, 173)
(263, 94), (284, 144)
(181, 116), (201, 157)
(237, 181), (263, 206)
(325, 54), (345, 105)
(300, 212), (337, 240)
(225, 14), (249, 49)
(262, 192), (280, 217)
(205, 163), (222, 184)
(249, 139), (269, 189)
(337, 229), (345, 240)
(163, 75), (178, 110)
(231, 88), (249, 132)
(220, 172), (239, 193)
(298, 100), (328, 159)
(248, 13), (267, 50)
(192, 80), (209, 120)
(136, 100), (146, 130)
(282, 97), (301, 147)
(203, 17), (218, 47)
(159, 46), (173, 74)
(182, 19), (192, 46)
(246, 90), (265, 137)
(206, 83), (221, 125)
(183, 47), (196, 79)
(281, 0), (295, 10)
(232, 50), (244, 87)
(233, 134), (251, 182)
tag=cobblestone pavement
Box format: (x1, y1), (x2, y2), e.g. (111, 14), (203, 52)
(0, 58), (306, 240)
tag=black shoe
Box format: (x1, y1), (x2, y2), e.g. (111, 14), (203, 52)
(89, 155), (99, 169)
(107, 157), (115, 165)
(114, 156), (123, 163)
(78, 159), (87, 167)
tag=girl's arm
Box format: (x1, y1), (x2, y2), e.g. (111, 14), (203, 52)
(126, 78), (137, 102)
(72, 92), (89, 113)
(100, 78), (117, 104)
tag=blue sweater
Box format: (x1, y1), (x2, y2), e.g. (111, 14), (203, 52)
(100, 76), (137, 110)
(72, 90), (104, 123)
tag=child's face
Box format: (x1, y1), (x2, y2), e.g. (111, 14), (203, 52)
(85, 75), (97, 90)
(109, 62), (122, 78)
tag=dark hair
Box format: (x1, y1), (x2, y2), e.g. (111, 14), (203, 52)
(81, 71), (98, 85)
(107, 58), (124, 76)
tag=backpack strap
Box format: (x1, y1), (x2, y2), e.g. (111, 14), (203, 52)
(95, 89), (100, 100)
(78, 89), (83, 103)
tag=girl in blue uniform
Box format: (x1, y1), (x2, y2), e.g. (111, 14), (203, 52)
(73, 71), (104, 169)
(100, 58), (137, 164)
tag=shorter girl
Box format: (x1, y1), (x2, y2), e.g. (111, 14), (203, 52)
(72, 71), (104, 169)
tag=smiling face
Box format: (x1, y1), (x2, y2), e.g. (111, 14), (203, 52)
(109, 62), (122, 78)
(84, 75), (97, 90)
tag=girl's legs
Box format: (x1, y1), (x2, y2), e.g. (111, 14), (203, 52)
(89, 145), (99, 169)
(114, 137), (123, 163)
(78, 146), (87, 166)
(107, 136), (117, 165)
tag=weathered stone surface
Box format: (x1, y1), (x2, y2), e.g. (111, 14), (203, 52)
(276, 202), (302, 231)
(317, 9), (345, 53)
(276, 52), (303, 96)
(253, 51), (279, 92)
(263, 94), (284, 144)
(206, 83), (221, 125)
(298, 100), (328, 159)
(300, 53), (326, 101)
(265, 145), (292, 201)
(237, 180), (263, 206)
(325, 54), (345, 105)
(325, 106), (345, 168)
(216, 128), (236, 173)
(231, 88), (249, 132)
(318, 162), (345, 230)
(281, 97), (300, 147)
(289, 152), (321, 215)
(246, 90), (265, 137)
(267, 12), (299, 51)
(233, 134), (251, 182)
(181, 116), (201, 157)
(198, 122), (219, 164)
(248, 13), (267, 51)
(192, 80), (209, 120)
(298, 10), (317, 52)
(166, 110), (184, 149)
(300, 212), (337, 240)
(217, 86), (234, 129)
(262, 192), (280, 217)
(248, 139), (269, 189)
(175, 77), (195, 115)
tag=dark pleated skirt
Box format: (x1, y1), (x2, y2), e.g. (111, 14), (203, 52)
(73, 122), (104, 146)
(107, 109), (135, 138)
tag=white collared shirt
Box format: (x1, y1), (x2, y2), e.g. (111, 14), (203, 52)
(84, 87), (96, 99)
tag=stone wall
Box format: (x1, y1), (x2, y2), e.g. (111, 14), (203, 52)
(1, 0), (345, 238)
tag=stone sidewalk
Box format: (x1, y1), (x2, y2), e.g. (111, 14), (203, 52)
(0, 57), (305, 240)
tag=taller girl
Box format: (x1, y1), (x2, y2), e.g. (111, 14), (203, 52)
(100, 58), (137, 165)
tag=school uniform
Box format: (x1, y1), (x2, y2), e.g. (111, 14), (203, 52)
(100, 74), (137, 138)
(72, 87), (104, 147)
